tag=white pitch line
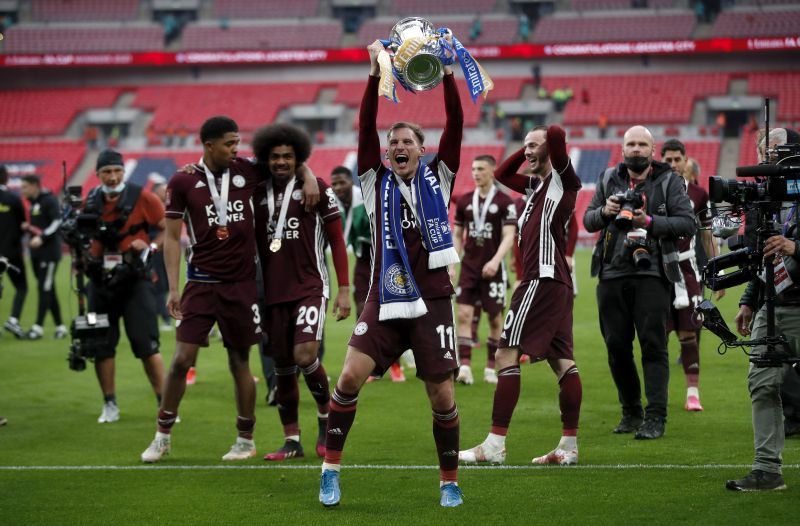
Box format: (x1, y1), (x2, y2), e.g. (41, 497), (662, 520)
(1, 464), (799, 471)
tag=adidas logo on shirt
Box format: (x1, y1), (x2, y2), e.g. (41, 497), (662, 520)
(194, 180), (206, 188)
(303, 326), (313, 334)
(443, 351), (453, 360)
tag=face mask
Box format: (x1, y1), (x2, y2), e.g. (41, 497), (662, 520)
(102, 182), (126, 195)
(624, 155), (650, 174)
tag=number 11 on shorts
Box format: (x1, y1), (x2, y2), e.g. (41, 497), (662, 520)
(436, 324), (454, 350)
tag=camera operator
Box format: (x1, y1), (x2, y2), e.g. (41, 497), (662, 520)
(0, 165), (28, 338)
(583, 126), (695, 440)
(726, 127), (800, 491)
(20, 175), (67, 340)
(82, 150), (165, 423)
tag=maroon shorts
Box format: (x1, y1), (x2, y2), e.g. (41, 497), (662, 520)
(353, 256), (371, 306)
(176, 280), (262, 350)
(456, 272), (507, 318)
(264, 296), (326, 364)
(499, 279), (574, 362)
(348, 297), (458, 379)
(667, 262), (703, 333)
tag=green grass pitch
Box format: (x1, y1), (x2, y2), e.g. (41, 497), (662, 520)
(0, 249), (796, 525)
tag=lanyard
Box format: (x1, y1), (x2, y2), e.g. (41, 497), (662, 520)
(394, 174), (421, 226)
(199, 159), (230, 227)
(266, 176), (296, 240)
(472, 185), (497, 235)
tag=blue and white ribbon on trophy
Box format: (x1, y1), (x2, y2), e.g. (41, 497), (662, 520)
(377, 26), (493, 104)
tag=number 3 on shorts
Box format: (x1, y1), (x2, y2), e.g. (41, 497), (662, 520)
(251, 304), (261, 325)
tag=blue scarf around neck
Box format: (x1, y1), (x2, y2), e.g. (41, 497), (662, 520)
(378, 163), (459, 320)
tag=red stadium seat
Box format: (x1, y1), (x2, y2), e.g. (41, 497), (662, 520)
(4, 24), (164, 53)
(0, 88), (123, 137)
(31, 0), (139, 22)
(212, 0), (319, 19)
(532, 12), (695, 43)
(181, 21), (343, 51)
(0, 140), (86, 193)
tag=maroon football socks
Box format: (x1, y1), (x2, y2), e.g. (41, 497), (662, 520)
(491, 365), (521, 435)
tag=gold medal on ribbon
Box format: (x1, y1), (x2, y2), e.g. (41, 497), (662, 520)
(216, 225), (229, 240)
(475, 236), (484, 247)
(269, 239), (282, 253)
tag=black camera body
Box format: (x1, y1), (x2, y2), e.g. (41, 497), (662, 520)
(67, 312), (111, 371)
(613, 189), (645, 232)
(699, 140), (800, 367)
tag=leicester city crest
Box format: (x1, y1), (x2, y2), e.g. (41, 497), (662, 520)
(385, 263), (413, 296)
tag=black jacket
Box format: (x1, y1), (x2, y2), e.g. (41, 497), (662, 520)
(0, 185), (25, 258)
(583, 161), (696, 281)
(27, 190), (62, 261)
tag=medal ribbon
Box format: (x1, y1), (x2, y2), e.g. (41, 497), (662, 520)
(199, 159), (230, 228)
(472, 185), (497, 240)
(267, 176), (296, 241)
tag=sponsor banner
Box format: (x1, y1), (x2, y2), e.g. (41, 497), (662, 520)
(0, 36), (797, 68)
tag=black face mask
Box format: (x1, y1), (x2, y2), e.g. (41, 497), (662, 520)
(624, 155), (650, 174)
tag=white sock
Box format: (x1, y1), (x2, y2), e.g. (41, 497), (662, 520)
(322, 462), (340, 472)
(559, 436), (577, 451)
(8, 317), (18, 324)
(237, 437), (254, 445)
(286, 434), (300, 443)
(31, 324), (43, 335)
(687, 387), (699, 399)
(440, 480), (458, 487)
(317, 412), (329, 419)
(486, 433), (505, 449)
(155, 431), (171, 441)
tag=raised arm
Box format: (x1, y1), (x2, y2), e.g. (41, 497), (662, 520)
(358, 41), (385, 176)
(436, 73), (464, 173)
(547, 125), (581, 192)
(494, 148), (531, 194)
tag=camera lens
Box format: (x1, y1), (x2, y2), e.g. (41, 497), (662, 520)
(632, 247), (651, 269)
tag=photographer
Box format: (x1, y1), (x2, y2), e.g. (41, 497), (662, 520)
(583, 126), (695, 440)
(726, 127), (800, 491)
(0, 165), (28, 338)
(82, 150), (165, 423)
(20, 175), (67, 340)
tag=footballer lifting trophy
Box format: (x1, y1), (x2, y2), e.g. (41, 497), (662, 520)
(377, 17), (494, 103)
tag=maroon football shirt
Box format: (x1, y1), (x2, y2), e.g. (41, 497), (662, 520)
(165, 157), (260, 283)
(678, 181), (711, 253)
(454, 189), (517, 289)
(676, 180), (712, 282)
(357, 74), (463, 301)
(255, 177), (341, 305)
(512, 165), (581, 285)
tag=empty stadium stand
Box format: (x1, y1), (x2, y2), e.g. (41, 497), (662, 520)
(711, 8), (800, 38)
(3, 24), (164, 54)
(132, 83), (323, 134)
(31, 0), (140, 22)
(0, 88), (123, 137)
(541, 73), (730, 126)
(390, 0), (498, 17)
(0, 140), (86, 192)
(747, 72), (800, 122)
(531, 12), (696, 43)
(357, 15), (520, 46)
(181, 20), (343, 51)
(212, 0), (320, 19)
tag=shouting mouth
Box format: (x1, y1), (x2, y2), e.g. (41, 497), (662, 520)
(394, 154), (410, 169)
